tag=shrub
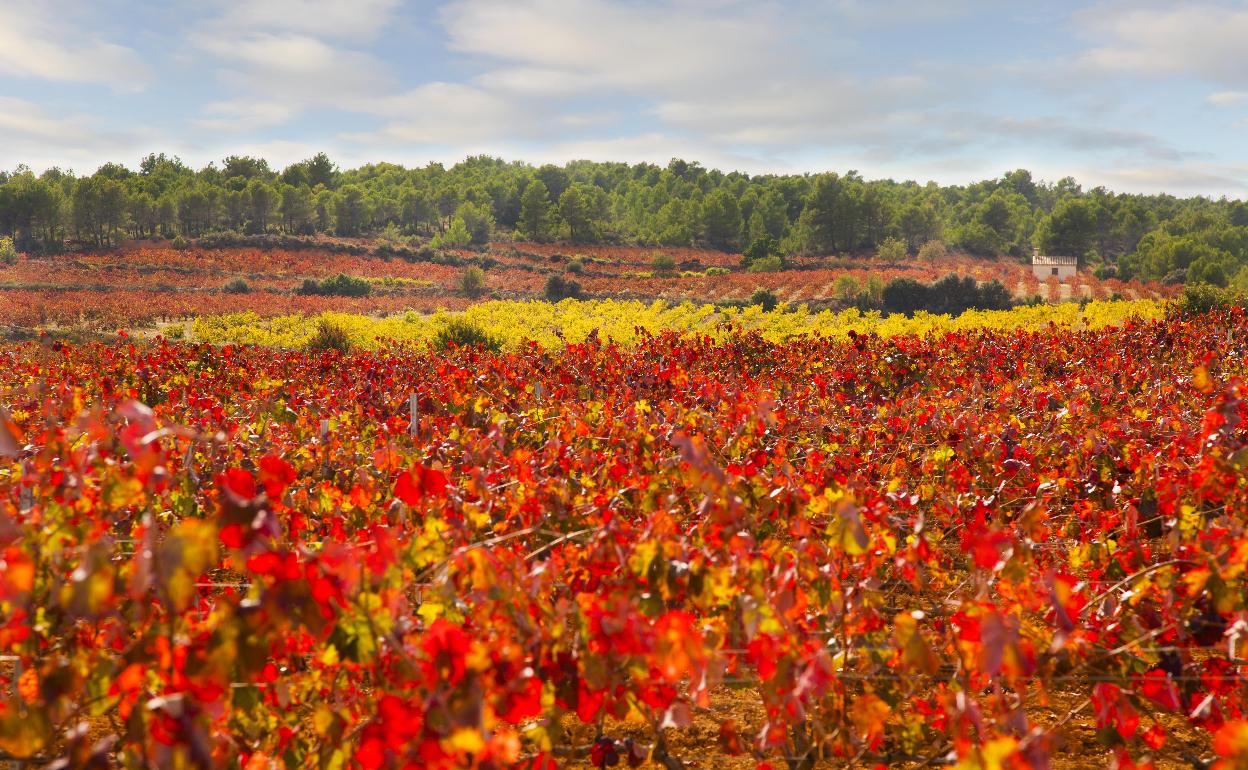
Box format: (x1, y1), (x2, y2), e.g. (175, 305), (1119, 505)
(434, 318), (503, 352)
(298, 273), (372, 297)
(460, 266), (486, 296)
(882, 278), (932, 316)
(1177, 283), (1243, 315)
(650, 252), (677, 274)
(1093, 264), (1119, 281)
(704, 267), (730, 276)
(865, 275), (884, 303)
(454, 201), (494, 246)
(192, 231), (370, 254)
(1190, 260), (1230, 288)
(223, 278), (251, 294)
(377, 243), (437, 262)
(750, 288), (779, 312)
(877, 236), (908, 261)
(885, 274), (1015, 316)
(917, 240), (947, 263)
(929, 274), (1013, 314)
(305, 319), (352, 353)
(974, 280), (1015, 311)
(834, 275), (862, 301)
(1233, 265), (1248, 292)
(171, 235), (190, 250)
(742, 236), (779, 268)
(544, 274), (583, 301)
(432, 218), (473, 249)
(928, 274), (980, 314)
(566, 258), (585, 274)
(1162, 269), (1187, 286)
(746, 255), (783, 273)
(0, 236), (17, 265)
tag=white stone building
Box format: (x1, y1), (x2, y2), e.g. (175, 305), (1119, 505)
(1031, 252), (1077, 282)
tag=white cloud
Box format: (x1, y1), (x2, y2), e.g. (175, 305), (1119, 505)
(194, 100), (300, 132)
(196, 33), (393, 104)
(1077, 162), (1248, 197)
(977, 116), (1183, 159)
(653, 75), (929, 147)
(205, 0), (403, 42)
(325, 0), (1190, 184)
(1076, 4), (1248, 86)
(0, 98), (100, 145)
(0, 98), (151, 170)
(0, 1), (149, 89)
(182, 0), (404, 133)
(441, 0), (785, 96)
(1208, 91), (1248, 107)
(187, 0), (398, 132)
(824, 0), (986, 25)
(356, 82), (528, 144)
(420, 0), (944, 155)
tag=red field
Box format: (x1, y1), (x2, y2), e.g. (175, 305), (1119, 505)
(1, 309), (1246, 768)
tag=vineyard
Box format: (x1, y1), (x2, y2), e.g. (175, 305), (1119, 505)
(2, 303), (1248, 769)
(0, 243), (1177, 332)
(190, 298), (1168, 350)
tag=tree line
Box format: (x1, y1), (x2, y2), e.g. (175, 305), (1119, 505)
(4, 153), (1248, 286)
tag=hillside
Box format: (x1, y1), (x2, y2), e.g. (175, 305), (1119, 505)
(4, 156), (1248, 291)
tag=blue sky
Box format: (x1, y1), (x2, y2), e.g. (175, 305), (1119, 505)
(3, 0), (1248, 196)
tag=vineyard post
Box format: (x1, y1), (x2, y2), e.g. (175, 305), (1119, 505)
(2, 655), (22, 770)
(409, 393), (418, 437)
(11, 657), (19, 770)
(320, 419), (330, 475)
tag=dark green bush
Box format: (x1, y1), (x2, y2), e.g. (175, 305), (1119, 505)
(750, 288), (779, 312)
(305, 319), (352, 353)
(742, 236), (780, 268)
(298, 273), (372, 297)
(544, 274), (583, 301)
(650, 252), (677, 273)
(434, 318), (503, 352)
(1176, 283), (1243, 315)
(1162, 269), (1187, 286)
(882, 278), (932, 315)
(460, 266), (486, 296)
(884, 274), (1015, 316)
(195, 231), (369, 255)
(962, 278), (1014, 312)
(746, 255), (783, 273)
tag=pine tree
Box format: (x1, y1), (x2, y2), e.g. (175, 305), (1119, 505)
(518, 180), (555, 242)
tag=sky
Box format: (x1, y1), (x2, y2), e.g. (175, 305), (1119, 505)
(3, 0), (1248, 196)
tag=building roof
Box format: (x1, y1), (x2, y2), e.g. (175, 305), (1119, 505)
(1032, 254), (1078, 267)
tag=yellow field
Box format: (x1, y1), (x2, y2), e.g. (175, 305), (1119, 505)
(191, 298), (1169, 349)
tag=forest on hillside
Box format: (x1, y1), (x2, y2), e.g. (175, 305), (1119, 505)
(3, 153), (1248, 286)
